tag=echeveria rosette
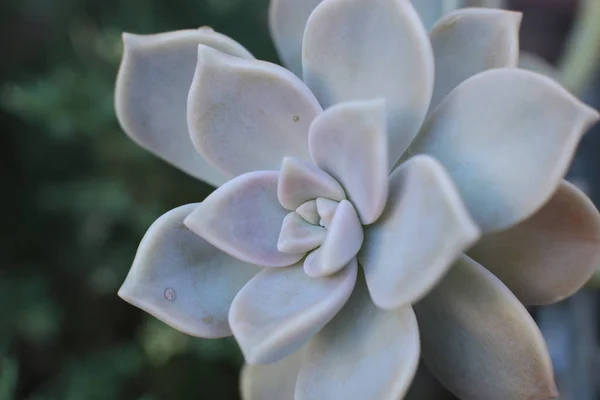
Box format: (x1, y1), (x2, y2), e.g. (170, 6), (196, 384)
(114, 1), (600, 400)
(184, 79), (479, 371)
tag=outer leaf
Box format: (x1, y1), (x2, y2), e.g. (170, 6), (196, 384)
(470, 180), (600, 305)
(303, 0), (435, 166)
(295, 278), (420, 400)
(269, 0), (323, 76)
(360, 155), (479, 310)
(229, 260), (357, 364)
(410, 68), (599, 232)
(118, 204), (261, 338)
(414, 255), (557, 400)
(428, 9), (521, 112)
(185, 171), (302, 267)
(187, 45), (322, 177)
(115, 29), (252, 185)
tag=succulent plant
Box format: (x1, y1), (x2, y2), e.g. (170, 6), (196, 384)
(115, 0), (600, 399)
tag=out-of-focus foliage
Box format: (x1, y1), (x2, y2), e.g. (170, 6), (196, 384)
(0, 0), (276, 398)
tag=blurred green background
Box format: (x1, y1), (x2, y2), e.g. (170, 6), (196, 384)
(0, 0), (597, 399)
(0, 0), (276, 398)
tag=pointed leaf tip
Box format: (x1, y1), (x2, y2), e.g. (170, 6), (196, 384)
(115, 29), (252, 186)
(411, 68), (600, 232)
(188, 45), (322, 177)
(118, 204), (261, 338)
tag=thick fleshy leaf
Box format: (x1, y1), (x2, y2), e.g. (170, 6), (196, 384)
(309, 100), (389, 224)
(428, 9), (521, 112)
(303, 0), (435, 166)
(240, 349), (304, 400)
(115, 29), (253, 186)
(411, 0), (460, 30)
(278, 212), (326, 254)
(296, 200), (320, 225)
(295, 278), (419, 400)
(469, 180), (600, 306)
(316, 197), (338, 227)
(304, 200), (363, 278)
(185, 171), (302, 267)
(405, 363), (458, 400)
(414, 255), (557, 400)
(187, 45), (322, 177)
(278, 157), (345, 211)
(269, 0), (323, 76)
(360, 155), (479, 310)
(229, 260), (357, 364)
(410, 68), (599, 232)
(118, 204), (261, 338)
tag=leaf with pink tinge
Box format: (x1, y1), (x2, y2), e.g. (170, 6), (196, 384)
(185, 171), (302, 268)
(428, 9), (521, 112)
(414, 255), (557, 400)
(304, 200), (363, 278)
(278, 157), (345, 211)
(229, 260), (357, 364)
(278, 212), (326, 254)
(115, 29), (253, 186)
(269, 0), (323, 77)
(295, 278), (419, 400)
(118, 204), (261, 338)
(303, 0), (434, 166)
(240, 349), (304, 400)
(187, 45), (322, 177)
(296, 200), (320, 225)
(309, 100), (389, 224)
(360, 155), (480, 310)
(469, 180), (600, 306)
(410, 68), (599, 232)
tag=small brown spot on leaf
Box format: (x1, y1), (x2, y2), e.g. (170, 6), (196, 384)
(202, 316), (215, 325)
